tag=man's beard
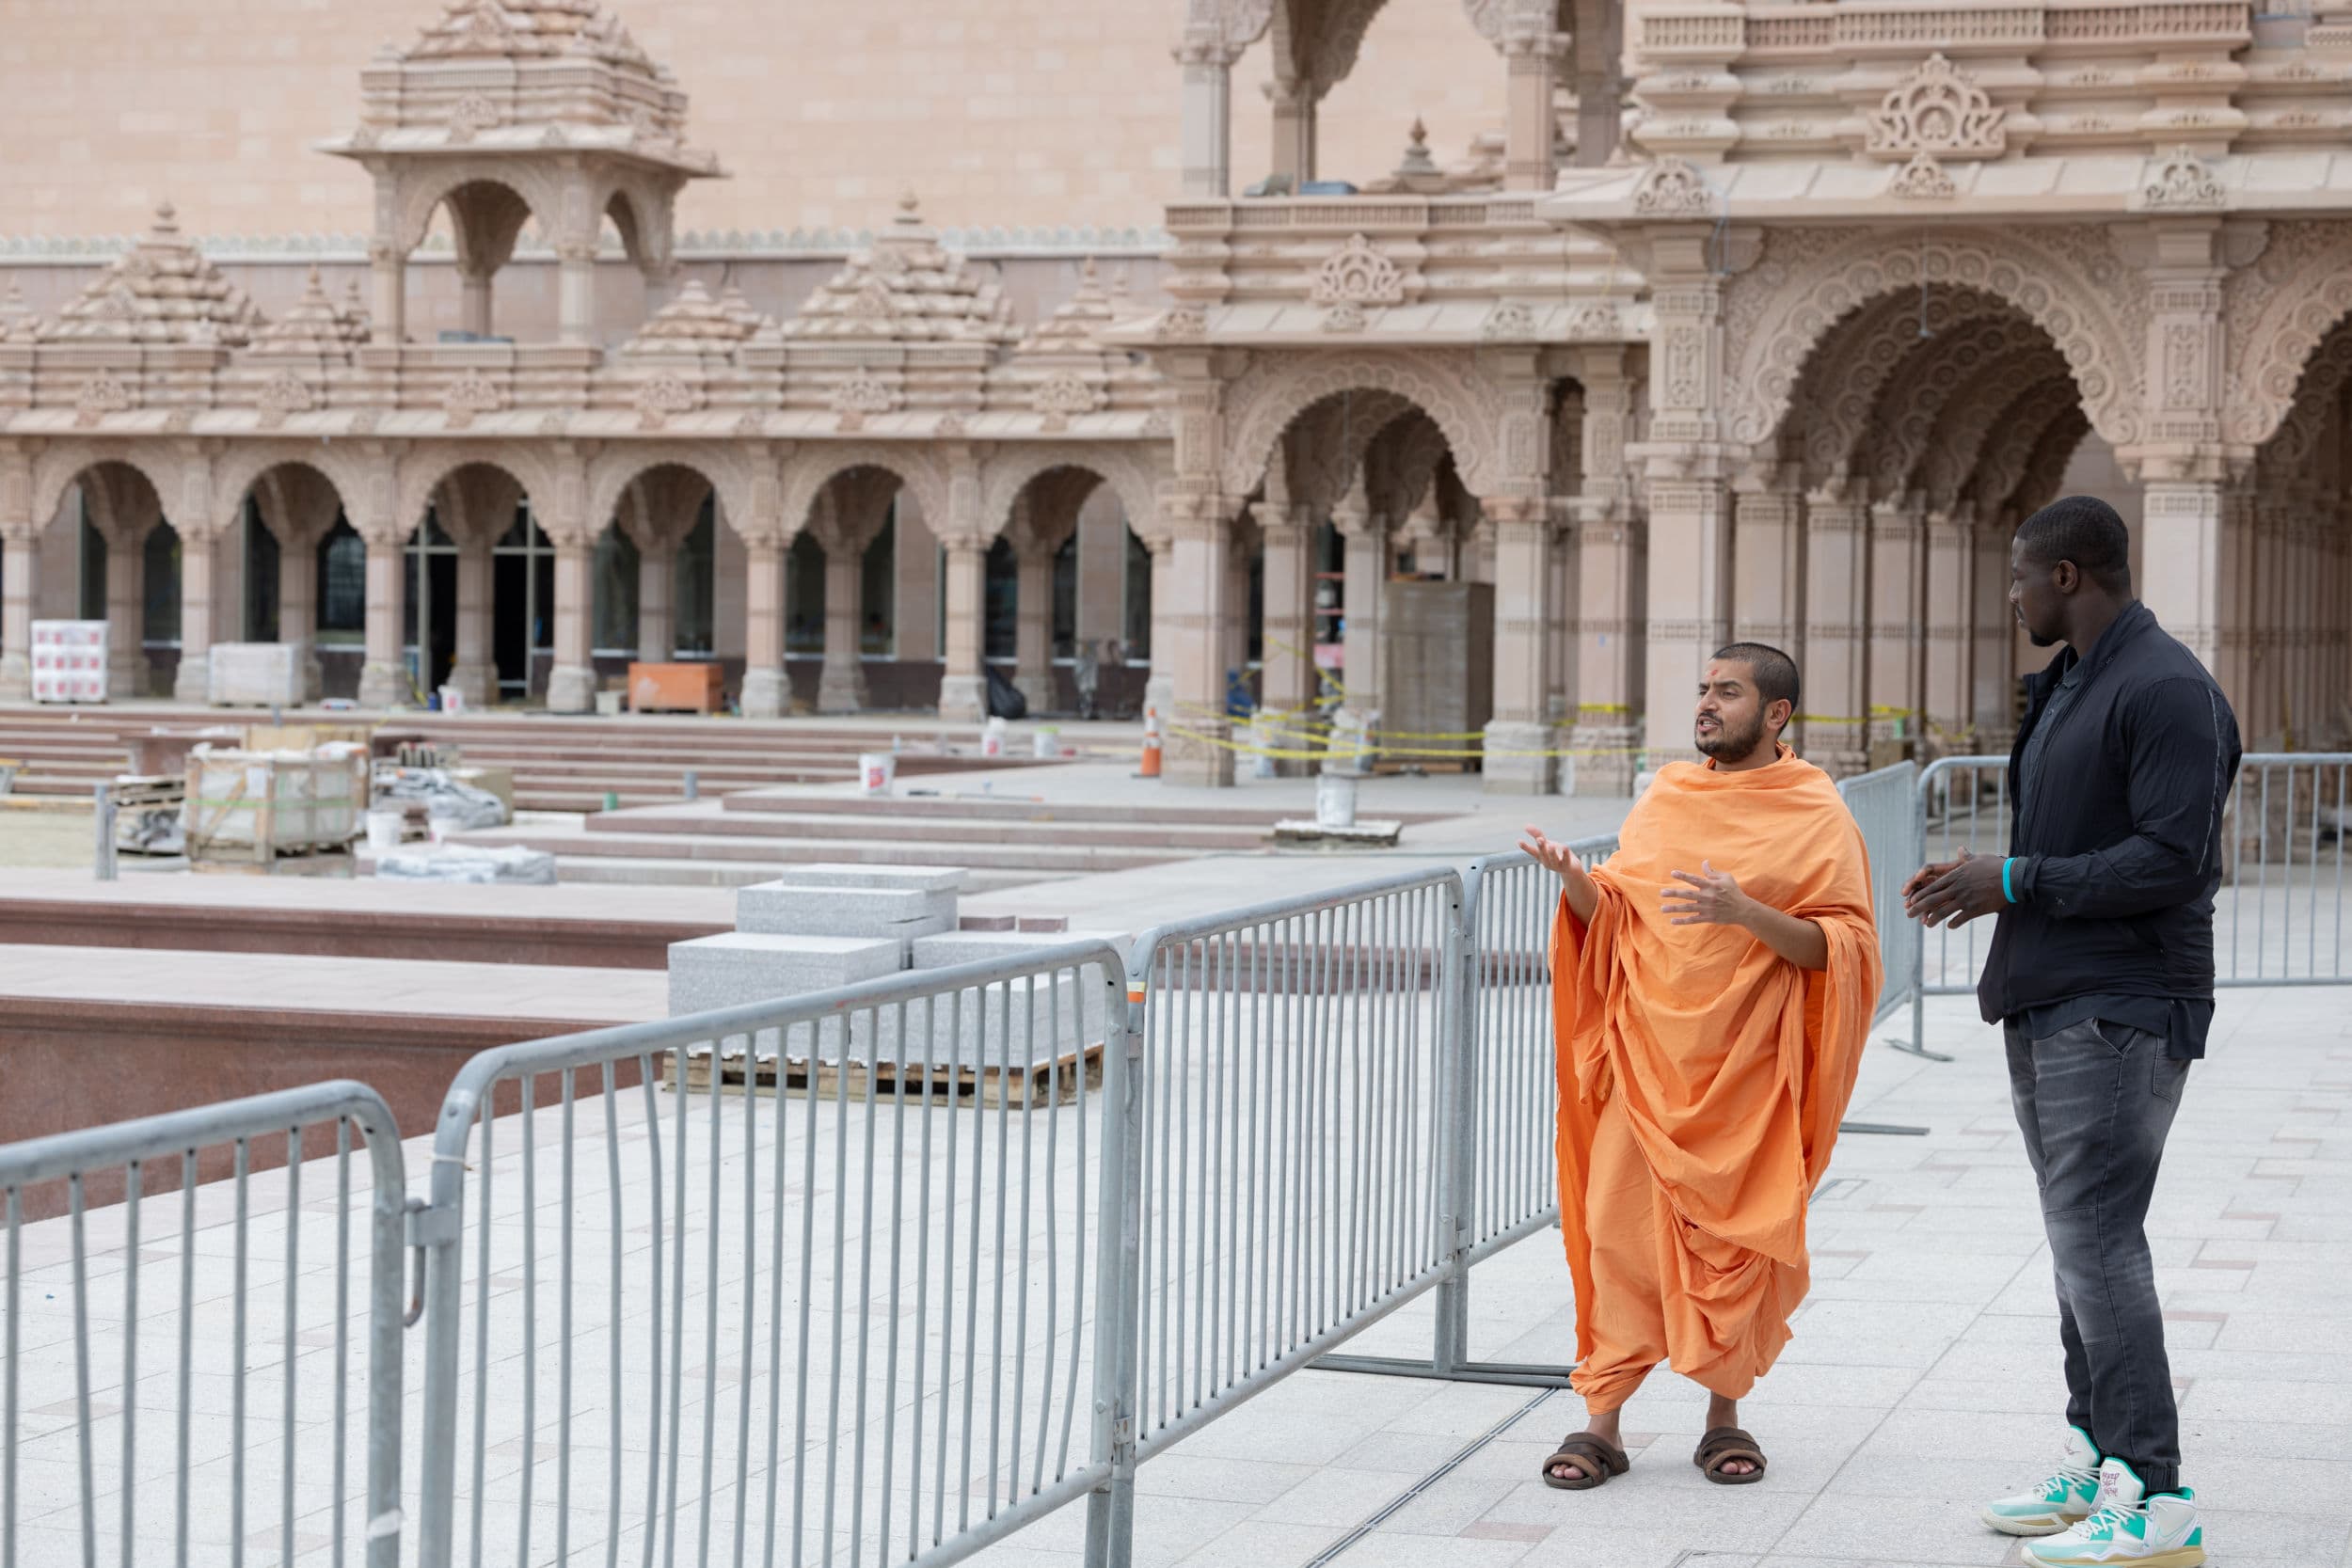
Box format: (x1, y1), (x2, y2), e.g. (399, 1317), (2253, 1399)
(1694, 711), (1766, 759)
(2027, 626), (2058, 648)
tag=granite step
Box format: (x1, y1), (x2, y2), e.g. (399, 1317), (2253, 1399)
(370, 852), (1050, 892)
(588, 805), (1271, 850)
(451, 825), (1184, 875)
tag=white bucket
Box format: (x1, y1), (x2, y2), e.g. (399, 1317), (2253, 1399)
(437, 686), (467, 715)
(364, 809), (405, 854)
(1315, 771), (1359, 831)
(1031, 728), (1058, 759)
(980, 728), (1006, 759)
(859, 752), (896, 795)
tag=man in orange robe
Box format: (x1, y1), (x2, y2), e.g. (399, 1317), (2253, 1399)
(1519, 642), (1881, 1490)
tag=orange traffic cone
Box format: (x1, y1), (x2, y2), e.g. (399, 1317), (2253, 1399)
(1139, 707), (1163, 778)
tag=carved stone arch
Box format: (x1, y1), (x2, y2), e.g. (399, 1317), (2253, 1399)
(779, 444), (951, 542)
(206, 445), (375, 538)
(1864, 317), (2059, 500)
(586, 443), (762, 541)
(1789, 287), (2017, 488)
(1922, 347), (2073, 511)
(1726, 227), (2143, 452)
(2258, 318), (2352, 473)
(598, 173), (678, 273)
(1280, 390), (1413, 514)
(30, 442), (181, 536)
(2011, 406), (2092, 520)
(397, 164), (567, 256)
(1366, 411), (1453, 518)
(1963, 377), (2083, 517)
(2220, 220), (2352, 449)
(981, 443), (1160, 538)
(1303, 0), (1394, 91)
(393, 443), (563, 543)
(1219, 350), (1502, 499)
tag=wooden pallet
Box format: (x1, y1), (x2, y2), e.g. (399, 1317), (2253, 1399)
(661, 1041), (1104, 1109)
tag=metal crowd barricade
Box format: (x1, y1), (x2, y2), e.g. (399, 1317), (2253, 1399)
(410, 942), (1130, 1568)
(1909, 752), (2352, 1053)
(1834, 762), (1927, 1048)
(1114, 870), (1463, 1469)
(0, 1082), (406, 1568)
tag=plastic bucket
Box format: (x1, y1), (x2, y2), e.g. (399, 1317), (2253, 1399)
(980, 729), (1006, 759)
(859, 752), (896, 795)
(364, 809), (405, 854)
(437, 686), (467, 715)
(1315, 772), (1359, 831)
(1031, 727), (1058, 759)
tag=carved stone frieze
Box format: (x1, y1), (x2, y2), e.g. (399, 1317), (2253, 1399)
(1864, 54), (2006, 162)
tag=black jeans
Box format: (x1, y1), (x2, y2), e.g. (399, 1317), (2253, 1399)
(2005, 1015), (2191, 1494)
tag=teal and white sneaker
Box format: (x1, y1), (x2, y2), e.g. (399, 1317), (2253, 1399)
(2020, 1457), (2205, 1567)
(1983, 1426), (2103, 1536)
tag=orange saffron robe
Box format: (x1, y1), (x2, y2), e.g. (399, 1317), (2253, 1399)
(1550, 748), (1881, 1410)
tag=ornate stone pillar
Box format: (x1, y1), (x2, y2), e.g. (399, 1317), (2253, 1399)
(2146, 477), (2249, 730)
(556, 238), (598, 350)
(740, 536), (789, 719)
(1012, 542), (1056, 715)
(1177, 32), (1240, 198)
(368, 241), (406, 347)
(1501, 11), (1565, 192)
(1866, 497), (1924, 750)
(937, 451), (989, 724)
(1142, 532), (1176, 719)
(1921, 507), (1975, 754)
(0, 447), (35, 700)
(818, 536), (868, 713)
(1266, 76), (1319, 189)
(1567, 347), (1640, 792)
(172, 524), (222, 704)
(458, 267), (494, 341)
(357, 528), (406, 710)
(1547, 504), (1574, 724)
(444, 538), (494, 706)
(1799, 485), (1869, 776)
(637, 537), (675, 665)
(1729, 471), (1804, 652)
(1969, 508), (2015, 750)
(1331, 476), (1390, 722)
(1221, 546), (1251, 687)
(1482, 495), (1556, 794)
(1164, 492), (1236, 785)
(546, 531), (596, 712)
(1255, 496), (1315, 716)
(1640, 238), (1735, 765)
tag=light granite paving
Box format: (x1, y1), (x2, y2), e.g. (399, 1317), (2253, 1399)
(5, 987), (2346, 1568)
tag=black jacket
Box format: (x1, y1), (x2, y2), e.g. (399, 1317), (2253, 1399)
(1977, 601), (2242, 1029)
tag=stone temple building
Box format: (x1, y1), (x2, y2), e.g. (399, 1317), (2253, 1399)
(1, 0), (2346, 790)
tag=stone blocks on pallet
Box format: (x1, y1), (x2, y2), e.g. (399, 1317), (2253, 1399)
(735, 878), (957, 961)
(666, 932), (903, 1017)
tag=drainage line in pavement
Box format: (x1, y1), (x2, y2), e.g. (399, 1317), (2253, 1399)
(1302, 1386), (1559, 1566)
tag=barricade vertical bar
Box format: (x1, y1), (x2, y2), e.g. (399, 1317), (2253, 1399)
(280, 1127), (302, 1568)
(68, 1176), (93, 1568)
(175, 1152), (194, 1568)
(3, 1186), (15, 1568)
(119, 1161), (139, 1568)
(1433, 872), (1475, 1375)
(332, 1122), (350, 1568)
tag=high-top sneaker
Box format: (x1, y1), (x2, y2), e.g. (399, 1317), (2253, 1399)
(2021, 1456), (2205, 1567)
(1983, 1425), (2103, 1536)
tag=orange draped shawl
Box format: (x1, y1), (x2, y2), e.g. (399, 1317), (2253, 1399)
(1550, 748), (1881, 1396)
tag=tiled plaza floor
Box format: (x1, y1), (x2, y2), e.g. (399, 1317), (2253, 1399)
(1005, 988), (2352, 1568)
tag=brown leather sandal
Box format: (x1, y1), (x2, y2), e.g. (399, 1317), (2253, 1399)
(1693, 1425), (1768, 1484)
(1540, 1432), (1630, 1491)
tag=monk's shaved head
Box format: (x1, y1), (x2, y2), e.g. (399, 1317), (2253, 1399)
(1710, 642), (1801, 719)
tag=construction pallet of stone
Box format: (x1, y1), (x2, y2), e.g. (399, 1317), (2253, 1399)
(663, 1039), (1103, 1110)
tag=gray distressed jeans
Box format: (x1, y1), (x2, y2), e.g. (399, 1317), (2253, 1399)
(2004, 1015), (2192, 1494)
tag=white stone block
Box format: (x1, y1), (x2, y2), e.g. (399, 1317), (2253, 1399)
(735, 881), (957, 942)
(754, 863), (968, 894)
(909, 929), (1130, 969)
(208, 642), (305, 706)
(667, 932), (903, 1018)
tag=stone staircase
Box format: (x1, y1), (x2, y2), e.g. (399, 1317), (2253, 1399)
(429, 786), (1451, 890)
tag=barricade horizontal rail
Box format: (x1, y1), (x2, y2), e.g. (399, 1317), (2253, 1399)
(411, 942), (1129, 1568)
(1910, 752), (2351, 1051)
(0, 1081), (405, 1568)
(1120, 869), (1462, 1464)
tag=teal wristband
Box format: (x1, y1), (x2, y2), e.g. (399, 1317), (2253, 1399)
(2001, 858), (2017, 904)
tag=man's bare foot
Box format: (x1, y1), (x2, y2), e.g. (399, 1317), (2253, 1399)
(1706, 1393), (1756, 1477)
(1545, 1406), (1623, 1483)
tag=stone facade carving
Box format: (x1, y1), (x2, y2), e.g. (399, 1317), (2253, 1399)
(1309, 234), (1406, 331)
(440, 370), (504, 429)
(2138, 148), (2226, 211)
(1629, 156), (1715, 217)
(1887, 152), (1957, 200)
(1864, 54), (2007, 161)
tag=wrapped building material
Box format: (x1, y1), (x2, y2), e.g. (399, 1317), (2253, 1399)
(183, 746), (368, 863)
(375, 844), (558, 884)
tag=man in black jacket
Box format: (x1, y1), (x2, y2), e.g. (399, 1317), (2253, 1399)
(1903, 495), (2237, 1568)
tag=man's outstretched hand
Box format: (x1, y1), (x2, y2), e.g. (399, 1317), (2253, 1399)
(1660, 861), (1748, 927)
(1902, 846), (2009, 927)
(1517, 825), (1584, 879)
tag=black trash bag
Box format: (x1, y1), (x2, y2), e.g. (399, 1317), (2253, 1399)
(985, 664), (1028, 721)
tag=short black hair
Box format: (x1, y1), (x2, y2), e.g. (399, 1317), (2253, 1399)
(2016, 495), (2133, 593)
(1710, 641), (1801, 721)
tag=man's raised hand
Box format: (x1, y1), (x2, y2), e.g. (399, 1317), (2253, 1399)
(1517, 825), (1584, 879)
